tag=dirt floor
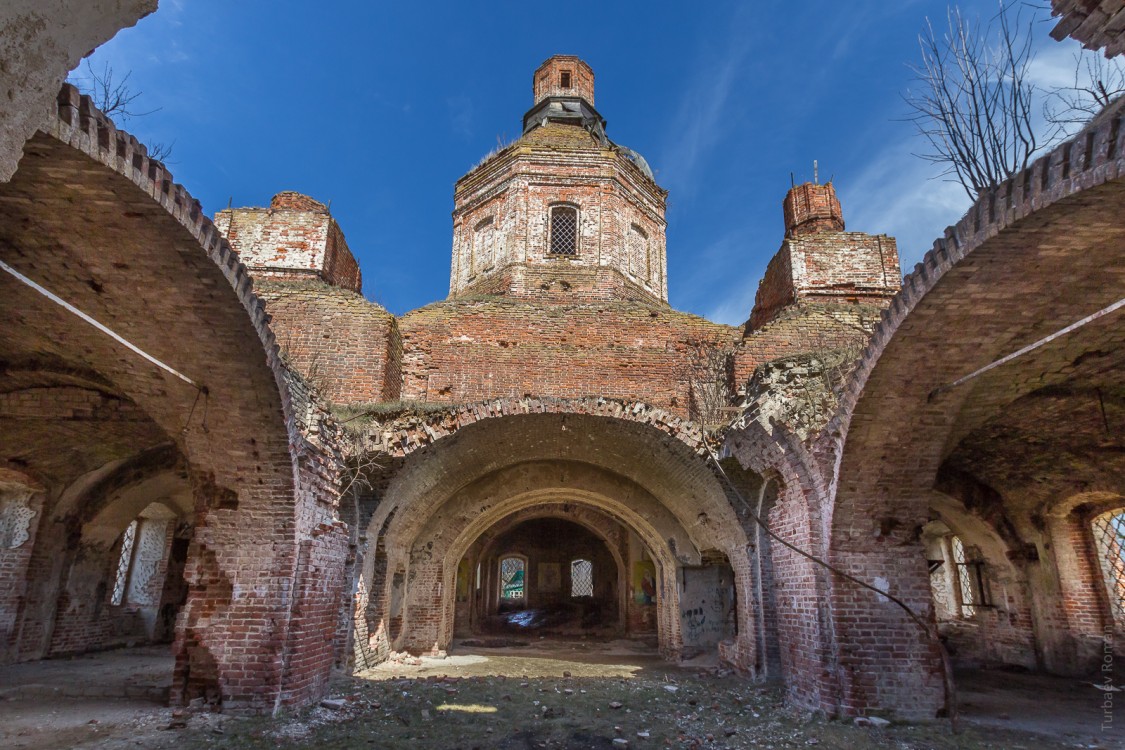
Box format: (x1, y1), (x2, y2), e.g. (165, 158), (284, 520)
(0, 640), (1120, 749)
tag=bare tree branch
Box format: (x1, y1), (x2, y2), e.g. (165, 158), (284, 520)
(1044, 51), (1125, 138)
(69, 59), (174, 162)
(73, 60), (161, 120)
(903, 3), (1044, 200)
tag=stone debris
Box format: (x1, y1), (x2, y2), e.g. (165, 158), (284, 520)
(853, 716), (890, 728)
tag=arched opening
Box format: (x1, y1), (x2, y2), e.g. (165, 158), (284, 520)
(753, 479), (783, 680)
(350, 407), (759, 671)
(821, 121), (1125, 719)
(458, 517), (623, 638)
(0, 92), (342, 712)
(498, 555), (527, 609)
(1091, 507), (1125, 629)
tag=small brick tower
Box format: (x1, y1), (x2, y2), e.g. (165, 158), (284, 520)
(532, 55), (595, 107)
(449, 55), (669, 303)
(215, 191), (361, 293)
(783, 181), (845, 237)
(747, 180), (901, 329)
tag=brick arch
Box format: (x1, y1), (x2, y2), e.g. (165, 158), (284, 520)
(0, 87), (341, 710)
(468, 503), (631, 595)
(818, 112), (1125, 717)
(400, 471), (690, 657)
(722, 415), (842, 707)
(357, 402), (758, 667)
(362, 400), (735, 562)
(361, 396), (708, 459)
(2, 85), (300, 478)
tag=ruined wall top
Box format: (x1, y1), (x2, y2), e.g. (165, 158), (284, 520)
(215, 192), (362, 293)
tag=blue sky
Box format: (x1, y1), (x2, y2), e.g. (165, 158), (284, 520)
(72, 0), (1092, 324)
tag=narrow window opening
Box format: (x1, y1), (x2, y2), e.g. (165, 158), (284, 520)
(500, 556), (525, 601)
(560, 71), (572, 88)
(111, 520), (138, 606)
(473, 216), (495, 272)
(571, 559), (593, 597)
(951, 535), (976, 618)
(1092, 508), (1125, 629)
(549, 205), (578, 256)
(628, 224), (649, 281)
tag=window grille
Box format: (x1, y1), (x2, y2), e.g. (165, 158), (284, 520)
(500, 557), (525, 600)
(951, 535), (976, 617)
(1092, 509), (1125, 629)
(571, 559), (593, 597)
(111, 520), (138, 606)
(549, 206), (578, 255)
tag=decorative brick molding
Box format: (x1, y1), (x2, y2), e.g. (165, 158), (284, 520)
(1051, 0), (1125, 56)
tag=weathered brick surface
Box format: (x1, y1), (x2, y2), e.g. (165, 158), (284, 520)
(254, 280), (401, 405)
(1051, 0), (1125, 56)
(748, 183), (900, 331)
(216, 192), (361, 293)
(533, 55), (595, 106)
(399, 300), (737, 415)
(0, 89), (349, 713)
(723, 107), (1125, 718)
(349, 401), (757, 666)
(450, 57), (666, 303)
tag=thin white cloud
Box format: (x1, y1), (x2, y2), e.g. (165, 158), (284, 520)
(1026, 39), (1084, 91)
(704, 273), (760, 327)
(447, 95), (474, 140)
(841, 137), (970, 275)
(658, 8), (755, 197)
(671, 227), (763, 326)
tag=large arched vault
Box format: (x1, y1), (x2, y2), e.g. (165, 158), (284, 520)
(0, 88), (347, 711)
(350, 401), (759, 669)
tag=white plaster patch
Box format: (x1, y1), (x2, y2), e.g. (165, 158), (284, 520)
(872, 576), (890, 604)
(0, 492), (36, 548)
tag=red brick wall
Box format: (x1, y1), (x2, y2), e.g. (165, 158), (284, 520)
(783, 182), (844, 237)
(451, 123), (668, 302)
(398, 299), (739, 416)
(255, 280), (401, 405)
(533, 55), (595, 106)
(734, 303), (886, 391)
(0, 486), (42, 662)
(747, 235), (900, 330)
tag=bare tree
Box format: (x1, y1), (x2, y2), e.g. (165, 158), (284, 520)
(904, 3), (1042, 200)
(1044, 51), (1125, 138)
(675, 340), (734, 428)
(70, 60), (174, 162)
(74, 60), (159, 120)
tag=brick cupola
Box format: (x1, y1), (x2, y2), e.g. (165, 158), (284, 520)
(533, 55), (595, 107)
(783, 182), (845, 238)
(449, 56), (669, 304)
(214, 191), (362, 293)
(747, 180), (901, 330)
(523, 55), (604, 137)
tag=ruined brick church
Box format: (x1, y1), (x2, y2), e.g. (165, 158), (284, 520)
(1, 5), (1123, 726)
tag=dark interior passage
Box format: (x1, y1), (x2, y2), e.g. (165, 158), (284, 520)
(456, 517), (624, 638)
